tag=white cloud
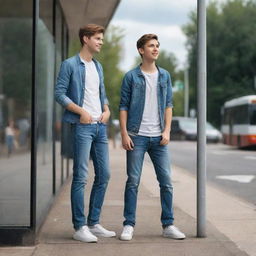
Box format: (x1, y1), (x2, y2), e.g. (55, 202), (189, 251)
(110, 0), (228, 71)
(113, 0), (196, 26)
(111, 19), (187, 71)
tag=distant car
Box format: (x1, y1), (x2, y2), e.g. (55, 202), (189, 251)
(111, 119), (120, 129)
(170, 117), (222, 143)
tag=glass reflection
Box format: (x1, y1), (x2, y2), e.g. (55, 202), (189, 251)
(36, 17), (54, 225)
(0, 2), (32, 226)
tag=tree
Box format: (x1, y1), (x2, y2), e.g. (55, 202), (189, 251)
(183, 0), (256, 127)
(0, 20), (32, 120)
(96, 26), (124, 119)
(156, 51), (185, 116)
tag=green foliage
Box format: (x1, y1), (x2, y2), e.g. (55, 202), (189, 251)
(69, 38), (80, 57)
(0, 19), (32, 119)
(156, 51), (185, 116)
(96, 26), (124, 119)
(156, 51), (179, 77)
(173, 90), (184, 116)
(183, 0), (256, 127)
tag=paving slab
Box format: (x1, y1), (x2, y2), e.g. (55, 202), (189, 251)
(0, 145), (251, 256)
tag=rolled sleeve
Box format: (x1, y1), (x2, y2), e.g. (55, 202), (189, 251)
(119, 106), (129, 111)
(55, 61), (74, 108)
(104, 97), (109, 105)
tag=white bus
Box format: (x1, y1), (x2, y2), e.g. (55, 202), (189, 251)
(221, 95), (256, 147)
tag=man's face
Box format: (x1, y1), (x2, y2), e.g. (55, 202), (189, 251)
(83, 32), (104, 53)
(139, 39), (159, 61)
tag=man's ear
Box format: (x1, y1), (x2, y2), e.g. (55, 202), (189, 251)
(83, 35), (89, 45)
(138, 47), (144, 56)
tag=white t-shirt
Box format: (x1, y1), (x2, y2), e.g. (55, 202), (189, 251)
(81, 58), (102, 121)
(138, 71), (161, 137)
(5, 127), (14, 136)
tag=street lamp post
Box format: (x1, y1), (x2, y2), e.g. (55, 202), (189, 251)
(197, 0), (207, 237)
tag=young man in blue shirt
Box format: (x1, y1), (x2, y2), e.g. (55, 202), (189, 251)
(55, 24), (115, 243)
(119, 34), (185, 241)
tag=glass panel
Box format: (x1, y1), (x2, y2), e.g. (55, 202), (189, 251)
(54, 7), (72, 191)
(0, 1), (32, 226)
(36, 0), (54, 225)
(40, 0), (53, 34)
(233, 105), (249, 125)
(55, 5), (63, 191)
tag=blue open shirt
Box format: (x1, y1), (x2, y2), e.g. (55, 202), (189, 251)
(119, 65), (173, 134)
(55, 54), (109, 123)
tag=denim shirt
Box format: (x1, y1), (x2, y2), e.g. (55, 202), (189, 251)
(119, 65), (173, 134)
(55, 54), (109, 123)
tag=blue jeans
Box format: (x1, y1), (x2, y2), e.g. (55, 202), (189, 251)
(123, 135), (174, 227)
(6, 135), (14, 156)
(71, 123), (110, 230)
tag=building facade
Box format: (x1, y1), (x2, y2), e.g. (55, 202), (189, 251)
(0, 0), (120, 245)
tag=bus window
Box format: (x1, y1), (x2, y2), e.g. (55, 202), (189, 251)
(223, 108), (230, 124)
(234, 104), (249, 124)
(250, 104), (256, 125)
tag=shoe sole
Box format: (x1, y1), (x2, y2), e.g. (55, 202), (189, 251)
(73, 236), (98, 243)
(119, 236), (132, 241)
(91, 232), (116, 238)
(162, 234), (186, 240)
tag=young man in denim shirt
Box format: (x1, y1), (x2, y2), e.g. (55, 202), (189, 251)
(119, 34), (185, 241)
(55, 24), (115, 243)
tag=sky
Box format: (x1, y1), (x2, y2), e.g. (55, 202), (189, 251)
(110, 0), (226, 71)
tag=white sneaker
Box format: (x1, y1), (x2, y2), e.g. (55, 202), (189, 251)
(73, 225), (98, 243)
(163, 225), (186, 240)
(120, 225), (134, 241)
(89, 224), (116, 238)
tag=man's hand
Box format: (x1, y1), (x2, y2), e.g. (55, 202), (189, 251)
(160, 130), (170, 145)
(80, 109), (92, 124)
(100, 109), (111, 124)
(121, 133), (134, 151)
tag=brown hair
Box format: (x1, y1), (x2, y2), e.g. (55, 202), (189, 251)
(136, 34), (159, 57)
(136, 34), (159, 50)
(79, 24), (105, 46)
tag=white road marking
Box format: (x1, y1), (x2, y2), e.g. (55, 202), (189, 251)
(216, 175), (255, 183)
(211, 151), (227, 155)
(244, 156), (256, 160)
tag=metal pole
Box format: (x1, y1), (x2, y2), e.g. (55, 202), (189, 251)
(197, 0), (207, 237)
(184, 68), (189, 117)
(31, 0), (39, 232)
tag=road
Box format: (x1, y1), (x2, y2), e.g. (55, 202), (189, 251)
(169, 141), (256, 205)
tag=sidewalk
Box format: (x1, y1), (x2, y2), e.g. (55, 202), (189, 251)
(0, 144), (255, 256)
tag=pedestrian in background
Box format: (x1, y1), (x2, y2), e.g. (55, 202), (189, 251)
(5, 120), (15, 157)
